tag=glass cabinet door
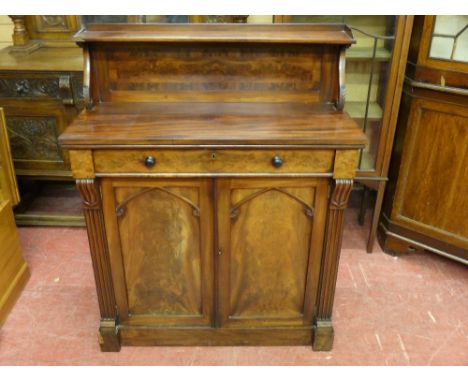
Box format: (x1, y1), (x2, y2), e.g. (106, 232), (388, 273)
(285, 16), (397, 173)
(428, 16), (468, 63)
(80, 15), (256, 26)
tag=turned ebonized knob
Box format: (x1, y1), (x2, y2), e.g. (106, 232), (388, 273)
(271, 155), (283, 168)
(144, 155), (156, 168)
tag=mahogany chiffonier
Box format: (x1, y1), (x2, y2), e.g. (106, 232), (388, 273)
(59, 23), (367, 351)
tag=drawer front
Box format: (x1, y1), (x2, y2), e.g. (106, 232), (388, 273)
(94, 149), (335, 175)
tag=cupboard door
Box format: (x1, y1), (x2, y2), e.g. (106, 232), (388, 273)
(216, 178), (328, 328)
(101, 178), (214, 327)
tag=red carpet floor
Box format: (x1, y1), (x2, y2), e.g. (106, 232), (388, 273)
(1, 209), (467, 365)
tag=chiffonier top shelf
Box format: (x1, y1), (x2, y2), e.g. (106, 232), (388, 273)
(59, 102), (367, 148)
(76, 23), (355, 44)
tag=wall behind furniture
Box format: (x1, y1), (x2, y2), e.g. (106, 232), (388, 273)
(0, 16), (13, 49)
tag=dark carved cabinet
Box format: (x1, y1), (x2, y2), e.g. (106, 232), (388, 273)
(0, 71), (83, 177)
(59, 24), (366, 351)
(0, 16), (84, 226)
(379, 16), (468, 264)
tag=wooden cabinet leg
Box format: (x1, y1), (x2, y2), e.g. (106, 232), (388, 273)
(314, 179), (352, 351)
(358, 185), (369, 226)
(366, 180), (386, 253)
(76, 179), (121, 352)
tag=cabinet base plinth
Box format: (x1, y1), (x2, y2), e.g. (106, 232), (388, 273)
(98, 320), (121, 352)
(312, 320), (334, 351)
(116, 326), (315, 347)
(377, 224), (420, 256)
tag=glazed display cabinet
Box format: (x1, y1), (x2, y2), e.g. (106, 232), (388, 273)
(379, 16), (468, 264)
(277, 16), (414, 252)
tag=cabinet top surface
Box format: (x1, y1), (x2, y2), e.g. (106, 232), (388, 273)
(59, 102), (367, 148)
(0, 47), (83, 72)
(76, 23), (355, 45)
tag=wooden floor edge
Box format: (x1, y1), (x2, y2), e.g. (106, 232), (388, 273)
(0, 262), (30, 327)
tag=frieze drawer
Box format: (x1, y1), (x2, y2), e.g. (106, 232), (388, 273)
(93, 148), (335, 175)
(0, 72), (83, 106)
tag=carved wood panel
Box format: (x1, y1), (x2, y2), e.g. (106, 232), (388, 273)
(6, 116), (62, 161)
(24, 15), (81, 42)
(36, 16), (70, 32)
(0, 74), (83, 105)
(0, 77), (60, 99)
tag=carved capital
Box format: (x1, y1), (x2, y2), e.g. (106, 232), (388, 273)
(330, 179), (353, 210)
(76, 179), (100, 209)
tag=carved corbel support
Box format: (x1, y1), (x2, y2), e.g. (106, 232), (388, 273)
(59, 75), (74, 106)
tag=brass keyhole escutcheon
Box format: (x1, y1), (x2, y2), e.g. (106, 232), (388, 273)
(211, 152), (217, 160)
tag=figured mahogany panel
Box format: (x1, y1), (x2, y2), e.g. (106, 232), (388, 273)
(118, 187), (200, 315)
(59, 102), (366, 147)
(102, 178), (214, 326)
(393, 97), (468, 249)
(229, 187), (313, 317)
(217, 178), (328, 328)
(91, 43), (339, 104)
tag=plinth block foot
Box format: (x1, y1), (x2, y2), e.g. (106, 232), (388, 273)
(98, 319), (121, 352)
(312, 319), (334, 351)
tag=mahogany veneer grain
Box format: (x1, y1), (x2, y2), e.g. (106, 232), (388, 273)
(59, 103), (366, 147)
